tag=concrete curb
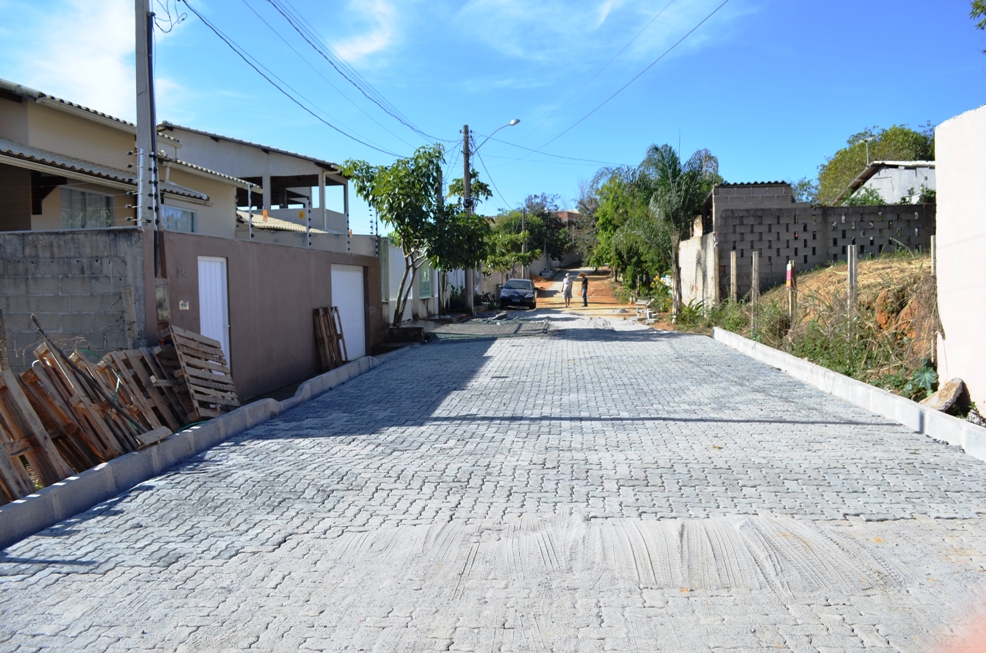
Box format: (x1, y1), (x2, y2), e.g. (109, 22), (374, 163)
(0, 356), (380, 550)
(713, 327), (986, 463)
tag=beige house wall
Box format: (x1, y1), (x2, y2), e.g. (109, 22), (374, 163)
(162, 166), (237, 238)
(935, 105), (986, 409)
(25, 102), (134, 170)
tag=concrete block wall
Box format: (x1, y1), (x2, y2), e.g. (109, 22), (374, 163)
(0, 228), (147, 371)
(715, 203), (935, 299)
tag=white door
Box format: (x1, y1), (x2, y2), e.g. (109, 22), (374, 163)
(198, 256), (230, 361)
(331, 264), (365, 359)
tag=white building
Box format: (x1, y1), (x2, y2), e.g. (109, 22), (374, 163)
(837, 161), (936, 204)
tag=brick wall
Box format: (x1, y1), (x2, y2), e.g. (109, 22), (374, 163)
(0, 228), (147, 372)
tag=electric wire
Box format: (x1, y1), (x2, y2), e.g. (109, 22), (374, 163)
(180, 0), (402, 156)
(273, 0), (417, 132)
(476, 135), (627, 166)
(265, 0), (450, 143)
(518, 0), (676, 145)
(473, 144), (512, 210)
(517, 0), (732, 161)
(239, 0), (416, 149)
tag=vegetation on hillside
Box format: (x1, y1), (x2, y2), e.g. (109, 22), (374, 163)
(669, 253), (940, 401)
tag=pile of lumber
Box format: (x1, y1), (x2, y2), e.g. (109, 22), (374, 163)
(0, 326), (238, 505)
(314, 306), (348, 372)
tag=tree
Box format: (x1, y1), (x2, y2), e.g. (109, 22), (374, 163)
(342, 145), (446, 327)
(817, 124), (934, 205)
(789, 177), (819, 204)
(426, 209), (490, 314)
(974, 0), (986, 30)
(638, 145), (711, 316)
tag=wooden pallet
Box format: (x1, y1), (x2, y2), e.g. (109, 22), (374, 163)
(20, 366), (102, 473)
(104, 349), (187, 432)
(314, 306), (348, 371)
(0, 370), (74, 503)
(161, 326), (239, 421)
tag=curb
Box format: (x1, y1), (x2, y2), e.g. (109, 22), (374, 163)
(0, 356), (381, 550)
(713, 327), (986, 463)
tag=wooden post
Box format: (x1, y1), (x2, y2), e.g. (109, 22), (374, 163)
(750, 251), (760, 337)
(930, 234), (936, 278)
(847, 246), (858, 315)
(786, 260), (798, 324)
(729, 251), (737, 303)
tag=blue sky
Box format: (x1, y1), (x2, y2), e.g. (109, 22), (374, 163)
(1, 0), (984, 234)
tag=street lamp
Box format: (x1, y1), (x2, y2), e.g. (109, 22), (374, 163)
(462, 118), (520, 315)
(855, 136), (875, 166)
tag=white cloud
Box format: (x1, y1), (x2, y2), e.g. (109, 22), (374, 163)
(331, 0), (398, 64)
(4, 0), (189, 123)
(453, 0), (743, 64)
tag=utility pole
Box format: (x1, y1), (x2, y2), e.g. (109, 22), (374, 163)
(136, 0), (169, 334)
(136, 0), (160, 252)
(463, 124), (475, 315)
(521, 206), (527, 279)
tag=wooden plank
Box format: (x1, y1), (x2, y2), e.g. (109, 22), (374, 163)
(176, 365), (237, 388)
(168, 325), (224, 349)
(169, 334), (227, 364)
(0, 370), (74, 481)
(113, 350), (172, 431)
(135, 426), (171, 448)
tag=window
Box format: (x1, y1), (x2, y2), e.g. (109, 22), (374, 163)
(61, 188), (112, 229)
(161, 206), (195, 233)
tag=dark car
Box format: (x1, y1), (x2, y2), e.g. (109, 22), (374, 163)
(499, 278), (537, 309)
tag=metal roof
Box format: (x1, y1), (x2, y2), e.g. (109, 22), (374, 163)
(160, 156), (252, 186)
(835, 160), (936, 204)
(160, 122), (341, 172)
(0, 78), (179, 142)
(0, 137), (208, 201)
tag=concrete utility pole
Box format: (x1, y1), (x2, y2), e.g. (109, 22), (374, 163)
(136, 0), (161, 267)
(463, 124), (475, 315)
(786, 260), (798, 325)
(751, 251), (760, 338)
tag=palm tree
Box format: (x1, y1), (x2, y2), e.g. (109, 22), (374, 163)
(638, 145), (710, 317)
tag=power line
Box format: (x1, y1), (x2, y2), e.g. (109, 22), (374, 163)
(518, 0), (676, 146)
(180, 0), (402, 157)
(239, 0), (416, 149)
(473, 145), (512, 210)
(524, 0), (732, 158)
(476, 135), (627, 166)
(264, 0), (451, 143)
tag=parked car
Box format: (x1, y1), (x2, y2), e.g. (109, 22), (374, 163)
(499, 279), (537, 309)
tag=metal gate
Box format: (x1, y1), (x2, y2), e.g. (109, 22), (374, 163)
(197, 256), (230, 361)
(331, 264), (365, 359)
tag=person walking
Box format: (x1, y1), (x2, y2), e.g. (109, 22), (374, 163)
(561, 273), (573, 308)
(579, 273), (589, 307)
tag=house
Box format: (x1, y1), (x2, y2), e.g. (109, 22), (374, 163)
(679, 182), (935, 305)
(935, 105), (986, 410)
(835, 160), (936, 205)
(0, 79), (383, 399)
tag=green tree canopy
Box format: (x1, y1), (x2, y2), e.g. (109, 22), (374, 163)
(973, 0), (986, 30)
(817, 124), (934, 205)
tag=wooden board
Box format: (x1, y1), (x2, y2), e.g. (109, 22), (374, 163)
(162, 326), (239, 422)
(314, 307), (348, 372)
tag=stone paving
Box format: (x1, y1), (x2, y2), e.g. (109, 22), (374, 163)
(2, 313), (986, 652)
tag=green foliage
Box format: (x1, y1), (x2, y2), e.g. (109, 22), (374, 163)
(447, 169), (492, 209)
(817, 125), (935, 205)
(974, 0), (986, 30)
(918, 187), (937, 204)
(844, 187), (885, 206)
(484, 223), (541, 273)
(789, 177), (819, 204)
(342, 145), (489, 324)
(912, 363), (939, 394)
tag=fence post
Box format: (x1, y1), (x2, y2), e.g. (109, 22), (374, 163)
(786, 260), (798, 325)
(751, 251), (760, 337)
(847, 245), (858, 315)
(730, 250), (737, 303)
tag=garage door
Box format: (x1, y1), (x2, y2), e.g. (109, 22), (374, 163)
(331, 264), (366, 359)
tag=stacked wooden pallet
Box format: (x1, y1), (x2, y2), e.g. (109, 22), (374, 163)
(159, 326), (239, 421)
(0, 369), (75, 502)
(314, 307), (348, 372)
(0, 327), (239, 504)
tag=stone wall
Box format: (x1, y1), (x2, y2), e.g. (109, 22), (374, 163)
(0, 228), (148, 372)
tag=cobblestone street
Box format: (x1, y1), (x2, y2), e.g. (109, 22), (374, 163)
(2, 314), (986, 652)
